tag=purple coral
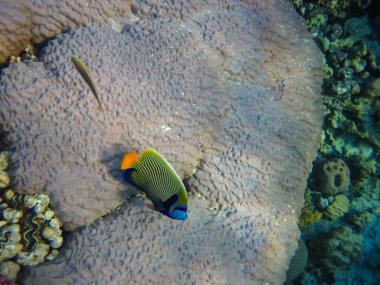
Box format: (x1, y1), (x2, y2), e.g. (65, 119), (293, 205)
(1, 0), (323, 284)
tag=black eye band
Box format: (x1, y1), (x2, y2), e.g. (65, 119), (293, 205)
(162, 194), (179, 209)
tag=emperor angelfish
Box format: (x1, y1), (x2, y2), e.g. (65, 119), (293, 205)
(121, 149), (188, 220)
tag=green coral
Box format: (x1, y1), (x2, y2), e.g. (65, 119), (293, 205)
(300, 208), (323, 231)
(299, 188), (322, 230)
(312, 226), (363, 272)
(0, 152), (63, 281)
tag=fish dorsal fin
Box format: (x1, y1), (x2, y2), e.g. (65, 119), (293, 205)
(140, 149), (160, 159)
(121, 151), (139, 170)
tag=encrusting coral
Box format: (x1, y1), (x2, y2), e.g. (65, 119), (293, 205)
(0, 0), (324, 284)
(0, 189), (63, 280)
(312, 226), (363, 272)
(0, 152), (10, 189)
(323, 193), (350, 220)
(299, 188), (323, 230)
(0, 151), (63, 281)
(290, 0), (379, 283)
(314, 158), (351, 195)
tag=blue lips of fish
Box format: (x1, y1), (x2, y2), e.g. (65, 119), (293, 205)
(120, 149), (188, 220)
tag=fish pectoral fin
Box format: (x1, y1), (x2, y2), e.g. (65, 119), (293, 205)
(151, 197), (166, 212)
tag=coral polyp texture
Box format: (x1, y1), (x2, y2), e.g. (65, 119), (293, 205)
(315, 158), (351, 195)
(0, 0), (133, 64)
(0, 188), (63, 281)
(311, 226), (363, 272)
(1, 0), (323, 284)
(323, 193), (350, 220)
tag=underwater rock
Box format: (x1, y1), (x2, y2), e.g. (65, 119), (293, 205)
(315, 158), (351, 195)
(3, 0), (323, 284)
(323, 193), (349, 220)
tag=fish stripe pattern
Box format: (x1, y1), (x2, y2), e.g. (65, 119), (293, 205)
(132, 150), (182, 202)
(121, 149), (188, 220)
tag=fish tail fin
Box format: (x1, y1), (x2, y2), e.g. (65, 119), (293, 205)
(120, 151), (139, 170)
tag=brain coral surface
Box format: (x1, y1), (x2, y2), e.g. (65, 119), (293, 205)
(0, 0), (323, 284)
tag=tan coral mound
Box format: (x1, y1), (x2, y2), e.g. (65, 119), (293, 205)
(315, 158), (351, 194)
(0, 0), (133, 63)
(1, 0), (323, 284)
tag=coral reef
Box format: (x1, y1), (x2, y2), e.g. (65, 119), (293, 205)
(0, 262), (19, 283)
(290, 0), (380, 284)
(300, 209), (323, 230)
(299, 189), (323, 230)
(0, 0), (135, 64)
(7, 46), (36, 65)
(314, 158), (351, 194)
(364, 78), (380, 97)
(311, 226), (363, 272)
(0, 152), (10, 189)
(0, 0), (324, 284)
(323, 193), (349, 220)
(0, 188), (63, 280)
(350, 211), (373, 231)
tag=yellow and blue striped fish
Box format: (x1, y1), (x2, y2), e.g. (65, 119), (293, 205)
(120, 149), (188, 220)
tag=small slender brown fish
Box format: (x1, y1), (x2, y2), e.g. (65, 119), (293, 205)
(71, 56), (104, 113)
